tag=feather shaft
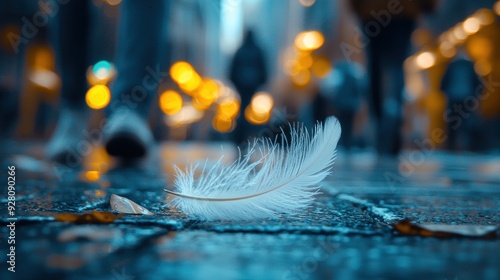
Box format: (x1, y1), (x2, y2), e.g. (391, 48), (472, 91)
(164, 116), (341, 220)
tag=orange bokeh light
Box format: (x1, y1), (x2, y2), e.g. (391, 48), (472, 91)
(212, 116), (234, 133)
(170, 61), (196, 85)
(244, 105), (271, 125)
(295, 31), (324, 51)
(159, 90), (183, 115)
(216, 99), (240, 120)
(250, 92), (274, 115)
(84, 170), (100, 182)
(86, 85), (111, 110)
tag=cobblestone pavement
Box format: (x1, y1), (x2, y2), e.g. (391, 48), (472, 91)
(1, 142), (499, 280)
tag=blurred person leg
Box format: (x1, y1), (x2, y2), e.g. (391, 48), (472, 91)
(104, 0), (168, 159)
(330, 61), (364, 152)
(385, 19), (414, 155)
(46, 0), (90, 163)
(365, 18), (414, 156)
(1, 0), (39, 144)
(229, 30), (268, 145)
(366, 23), (385, 154)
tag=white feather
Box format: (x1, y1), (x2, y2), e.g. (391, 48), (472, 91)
(164, 116), (341, 220)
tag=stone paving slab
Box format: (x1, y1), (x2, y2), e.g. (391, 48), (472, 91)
(0, 143), (499, 280)
(2, 226), (498, 280)
(116, 232), (500, 280)
(327, 153), (500, 226)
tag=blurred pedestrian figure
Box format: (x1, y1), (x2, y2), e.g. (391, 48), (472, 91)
(0, 1), (38, 140)
(229, 30), (268, 143)
(319, 61), (366, 150)
(46, 0), (167, 164)
(350, 0), (436, 155)
(440, 52), (481, 151)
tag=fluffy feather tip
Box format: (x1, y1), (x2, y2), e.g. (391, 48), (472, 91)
(165, 116), (341, 220)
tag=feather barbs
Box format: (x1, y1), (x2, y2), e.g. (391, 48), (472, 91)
(164, 116), (341, 220)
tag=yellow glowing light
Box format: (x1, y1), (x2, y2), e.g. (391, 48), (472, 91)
(251, 92), (274, 115)
(179, 73), (202, 93)
(86, 85), (111, 109)
(85, 170), (100, 182)
(415, 52), (436, 70)
(177, 69), (195, 84)
(212, 117), (234, 133)
(216, 99), (240, 119)
(199, 79), (219, 100)
(303, 32), (324, 50)
(192, 96), (211, 110)
(244, 105), (271, 125)
(311, 57), (332, 77)
(170, 61), (195, 84)
(192, 79), (219, 110)
(439, 42), (456, 58)
(159, 90), (183, 115)
(295, 31), (324, 51)
(463, 17), (480, 35)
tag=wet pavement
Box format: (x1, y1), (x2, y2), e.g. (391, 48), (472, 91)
(1, 142), (499, 280)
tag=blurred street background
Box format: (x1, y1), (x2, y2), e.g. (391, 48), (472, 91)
(1, 0), (500, 154)
(1, 1), (500, 279)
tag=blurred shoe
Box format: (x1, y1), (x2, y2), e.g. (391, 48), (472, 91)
(103, 109), (153, 160)
(45, 109), (89, 166)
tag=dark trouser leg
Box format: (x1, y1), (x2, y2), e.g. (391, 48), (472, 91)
(367, 44), (382, 121)
(46, 1), (90, 164)
(386, 19), (414, 155)
(104, 0), (168, 159)
(365, 18), (414, 155)
(365, 21), (384, 154)
(52, 0), (89, 109)
(110, 0), (168, 116)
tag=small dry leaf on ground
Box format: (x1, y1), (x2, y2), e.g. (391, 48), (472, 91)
(55, 211), (123, 224)
(110, 194), (154, 215)
(393, 220), (498, 238)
